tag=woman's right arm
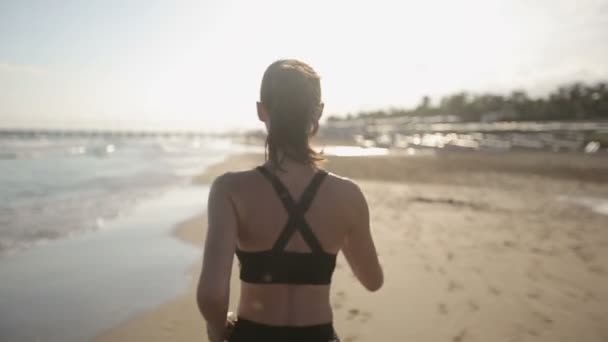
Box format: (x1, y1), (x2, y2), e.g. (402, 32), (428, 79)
(341, 182), (384, 292)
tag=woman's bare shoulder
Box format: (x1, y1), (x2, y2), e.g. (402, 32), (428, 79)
(324, 171), (366, 203)
(211, 170), (256, 191)
(323, 172), (368, 231)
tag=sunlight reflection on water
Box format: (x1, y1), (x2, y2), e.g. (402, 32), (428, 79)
(320, 145), (390, 156)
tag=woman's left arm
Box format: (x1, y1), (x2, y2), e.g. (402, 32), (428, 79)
(197, 173), (238, 341)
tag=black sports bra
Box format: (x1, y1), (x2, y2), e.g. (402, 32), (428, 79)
(235, 166), (337, 285)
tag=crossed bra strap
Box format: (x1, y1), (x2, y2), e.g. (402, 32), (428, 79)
(256, 166), (328, 254)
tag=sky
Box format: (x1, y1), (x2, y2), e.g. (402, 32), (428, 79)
(1, 0), (607, 132)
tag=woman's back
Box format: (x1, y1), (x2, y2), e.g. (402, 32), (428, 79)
(229, 163), (355, 326)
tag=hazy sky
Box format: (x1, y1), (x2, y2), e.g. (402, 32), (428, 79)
(1, 0), (607, 131)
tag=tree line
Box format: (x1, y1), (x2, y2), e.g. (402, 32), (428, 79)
(328, 82), (608, 123)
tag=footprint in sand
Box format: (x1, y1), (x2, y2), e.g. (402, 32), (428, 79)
(347, 308), (360, 320)
(437, 266), (446, 275)
(452, 328), (467, 342)
(502, 240), (516, 248)
(360, 311), (372, 323)
(438, 303), (448, 315)
(447, 280), (463, 292)
(346, 308), (372, 323)
(488, 285), (501, 296)
(533, 311), (554, 326)
(571, 245), (595, 263)
(446, 251), (454, 261)
(589, 264), (606, 275)
(467, 300), (479, 312)
(343, 336), (359, 342)
(527, 290), (542, 300)
(333, 291), (346, 310)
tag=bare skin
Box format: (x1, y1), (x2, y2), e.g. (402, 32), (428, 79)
(197, 98), (382, 341)
(197, 158), (383, 341)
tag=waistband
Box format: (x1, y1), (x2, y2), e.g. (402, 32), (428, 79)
(230, 317), (337, 342)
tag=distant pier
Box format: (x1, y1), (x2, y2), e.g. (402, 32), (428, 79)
(0, 129), (216, 139)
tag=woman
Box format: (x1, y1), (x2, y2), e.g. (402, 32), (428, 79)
(197, 59), (383, 342)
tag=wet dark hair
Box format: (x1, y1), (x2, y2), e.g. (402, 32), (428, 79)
(260, 59), (323, 168)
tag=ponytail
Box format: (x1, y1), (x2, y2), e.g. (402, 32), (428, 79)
(260, 60), (323, 168)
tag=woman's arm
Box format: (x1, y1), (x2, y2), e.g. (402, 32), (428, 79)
(341, 182), (384, 292)
(197, 174), (238, 341)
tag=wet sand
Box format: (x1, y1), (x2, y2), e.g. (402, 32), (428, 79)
(0, 186), (206, 342)
(97, 151), (608, 342)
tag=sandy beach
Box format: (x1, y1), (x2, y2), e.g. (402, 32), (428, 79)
(96, 151), (608, 342)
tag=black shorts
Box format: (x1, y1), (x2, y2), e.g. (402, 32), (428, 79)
(228, 318), (339, 342)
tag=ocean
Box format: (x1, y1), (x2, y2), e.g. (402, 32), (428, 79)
(0, 135), (255, 341)
(0, 135), (250, 253)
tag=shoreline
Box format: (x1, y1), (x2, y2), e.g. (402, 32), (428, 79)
(0, 185), (207, 342)
(95, 154), (263, 342)
(96, 151), (608, 342)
